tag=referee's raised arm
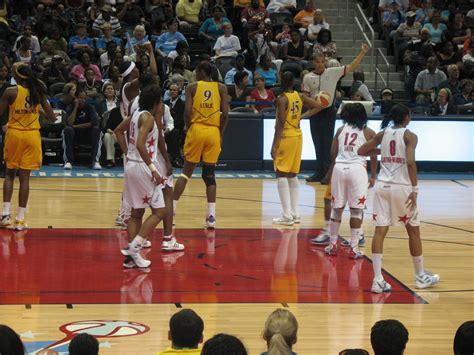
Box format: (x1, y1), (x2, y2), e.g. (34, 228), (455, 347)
(345, 43), (371, 74)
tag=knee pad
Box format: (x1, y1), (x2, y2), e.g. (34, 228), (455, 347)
(330, 208), (343, 221)
(202, 164), (216, 186)
(350, 208), (364, 220)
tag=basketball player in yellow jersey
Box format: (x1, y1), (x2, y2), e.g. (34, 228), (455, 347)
(173, 62), (229, 229)
(0, 63), (56, 230)
(271, 71), (326, 226)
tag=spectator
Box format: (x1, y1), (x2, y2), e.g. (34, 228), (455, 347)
(125, 25), (150, 58)
(35, 5), (67, 38)
(117, 0), (146, 27)
(95, 23), (122, 56)
(422, 10), (447, 44)
(63, 89), (102, 170)
(262, 309), (298, 355)
(225, 54), (253, 85)
(71, 51), (102, 82)
(155, 19), (187, 62)
(9, 8), (36, 34)
(0, 324), (25, 355)
(103, 65), (123, 96)
(440, 0), (457, 23)
(266, 0), (296, 15)
(463, 32), (474, 55)
(199, 0), (220, 23)
(38, 39), (71, 71)
(57, 82), (77, 110)
(350, 71), (374, 102)
(14, 36), (36, 66)
(454, 79), (473, 113)
(437, 41), (462, 72)
(383, 1), (406, 39)
(158, 309), (204, 354)
(168, 41), (191, 68)
(42, 28), (68, 53)
(13, 25), (41, 54)
(395, 11), (422, 59)
(283, 28), (308, 64)
(275, 23), (292, 45)
(312, 29), (338, 66)
(460, 60), (474, 81)
(250, 22), (280, 67)
(101, 107), (122, 168)
(307, 9), (330, 42)
(165, 83), (186, 168)
(378, 0), (409, 15)
(92, 5), (121, 37)
(81, 67), (103, 101)
(164, 73), (187, 101)
(453, 321), (474, 355)
(463, 42), (474, 63)
(228, 70), (251, 110)
(96, 82), (118, 117)
(241, 0), (270, 33)
(403, 41), (435, 100)
(414, 56), (447, 103)
(41, 55), (70, 87)
(199, 6), (230, 51)
(448, 12), (471, 46)
(294, 1), (315, 34)
(371, 320), (409, 355)
(430, 87), (456, 115)
(202, 334), (247, 355)
(68, 23), (94, 58)
(176, 0), (203, 28)
(170, 56), (194, 83)
(250, 74), (276, 111)
(373, 87), (395, 114)
(438, 63), (461, 96)
(99, 41), (119, 71)
(214, 23), (241, 58)
(69, 333), (99, 355)
(415, 0), (433, 25)
(255, 54), (279, 86)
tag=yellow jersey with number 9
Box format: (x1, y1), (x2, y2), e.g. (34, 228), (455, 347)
(281, 91), (302, 137)
(8, 85), (41, 130)
(191, 81), (221, 127)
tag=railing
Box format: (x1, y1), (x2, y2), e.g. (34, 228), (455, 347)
(353, 3), (375, 87)
(375, 48), (390, 92)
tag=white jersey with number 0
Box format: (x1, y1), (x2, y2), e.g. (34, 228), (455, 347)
(378, 127), (411, 185)
(126, 110), (158, 163)
(335, 124), (367, 166)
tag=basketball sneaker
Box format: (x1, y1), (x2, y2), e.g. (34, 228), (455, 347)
(349, 247), (364, 259)
(64, 162), (72, 170)
(161, 237), (185, 251)
(128, 248), (151, 268)
(0, 215), (11, 228)
(272, 215), (294, 226)
(415, 271), (440, 289)
(324, 243), (337, 256)
(92, 162), (102, 170)
(123, 256), (136, 269)
(341, 234), (366, 247)
(206, 215), (216, 229)
(292, 215), (301, 224)
(143, 240), (152, 248)
(310, 230), (330, 245)
(13, 219), (27, 231)
(371, 279), (392, 293)
(115, 211), (124, 226)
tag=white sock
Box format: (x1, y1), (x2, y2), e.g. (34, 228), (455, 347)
(287, 177), (299, 217)
(324, 220), (330, 232)
(277, 178), (291, 218)
(3, 202), (10, 216)
(130, 235), (145, 251)
(163, 235), (172, 241)
(329, 220), (340, 245)
(207, 202), (216, 217)
(17, 207), (26, 221)
(350, 228), (361, 248)
(173, 200), (177, 215)
(372, 253), (383, 281)
(412, 255), (424, 276)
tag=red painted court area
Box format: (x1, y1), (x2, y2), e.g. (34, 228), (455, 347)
(0, 228), (425, 305)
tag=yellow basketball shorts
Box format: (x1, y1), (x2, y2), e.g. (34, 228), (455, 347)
(274, 135), (302, 174)
(4, 128), (42, 170)
(184, 124), (221, 164)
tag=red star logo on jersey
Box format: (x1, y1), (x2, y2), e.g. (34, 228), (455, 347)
(148, 150), (154, 159)
(142, 195), (151, 204)
(147, 137), (156, 148)
(398, 214), (409, 224)
(372, 213), (377, 221)
(358, 196), (367, 205)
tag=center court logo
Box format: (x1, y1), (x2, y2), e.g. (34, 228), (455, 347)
(24, 320), (150, 354)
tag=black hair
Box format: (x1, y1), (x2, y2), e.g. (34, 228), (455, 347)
(0, 324), (25, 355)
(259, 54), (269, 67)
(370, 319), (409, 355)
(138, 73), (159, 90)
(168, 18), (179, 27)
(454, 321), (474, 355)
(352, 71), (365, 82)
(317, 28), (332, 43)
(381, 103), (410, 129)
(202, 334), (247, 355)
(339, 349), (370, 355)
(281, 71), (295, 91)
(234, 70), (248, 85)
(75, 88), (86, 98)
(15, 64), (47, 106)
(19, 35), (31, 49)
(196, 61), (213, 78)
(176, 40), (188, 51)
(290, 28), (300, 36)
(138, 85), (162, 111)
(341, 103), (368, 130)
(68, 333), (99, 355)
(78, 50), (90, 63)
(169, 309), (204, 348)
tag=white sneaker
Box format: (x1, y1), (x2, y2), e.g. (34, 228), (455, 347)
(415, 271), (440, 289)
(64, 162), (72, 170)
(324, 243), (337, 256)
(115, 213), (123, 226)
(311, 230), (330, 245)
(272, 215), (294, 226)
(13, 219), (28, 231)
(0, 215), (11, 228)
(162, 237), (185, 251)
(143, 240), (152, 248)
(123, 256), (136, 269)
(93, 162), (102, 170)
(206, 215), (216, 229)
(128, 248), (151, 268)
(292, 215), (301, 224)
(349, 246), (364, 259)
(371, 279), (392, 293)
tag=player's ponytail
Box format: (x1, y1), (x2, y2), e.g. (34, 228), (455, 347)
(14, 63), (46, 107)
(381, 103), (410, 129)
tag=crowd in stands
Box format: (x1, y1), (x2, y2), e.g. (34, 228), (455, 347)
(1, 311), (473, 354)
(0, 0), (472, 170)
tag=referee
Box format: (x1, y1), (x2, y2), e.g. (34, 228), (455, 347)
(303, 43), (370, 182)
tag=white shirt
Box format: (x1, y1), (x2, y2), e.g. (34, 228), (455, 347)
(378, 127), (411, 185)
(267, 0), (296, 12)
(214, 35), (241, 55)
(302, 66), (346, 106)
(127, 110), (158, 163)
(335, 124), (367, 166)
(462, 53), (474, 63)
(308, 22), (329, 37)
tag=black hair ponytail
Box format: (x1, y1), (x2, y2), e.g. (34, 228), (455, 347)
(381, 103), (410, 129)
(16, 65), (46, 106)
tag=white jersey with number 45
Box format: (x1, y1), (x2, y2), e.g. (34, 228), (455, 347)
(378, 127), (411, 186)
(335, 124), (367, 166)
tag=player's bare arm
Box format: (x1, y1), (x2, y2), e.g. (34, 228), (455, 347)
(184, 83), (196, 130)
(154, 103), (173, 176)
(364, 127), (378, 186)
(137, 112), (163, 185)
(358, 130), (384, 156)
(330, 126), (344, 161)
(0, 87), (17, 116)
(114, 116), (131, 156)
(219, 83), (229, 138)
(405, 130), (419, 211)
(271, 95), (287, 160)
(300, 92), (328, 119)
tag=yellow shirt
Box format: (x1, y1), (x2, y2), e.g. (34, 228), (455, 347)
(234, 0), (264, 7)
(191, 81), (221, 127)
(157, 348), (201, 354)
(175, 0), (202, 24)
(8, 85), (41, 131)
(281, 91), (302, 137)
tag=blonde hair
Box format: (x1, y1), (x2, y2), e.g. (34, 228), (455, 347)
(263, 309), (298, 355)
(133, 25), (146, 36)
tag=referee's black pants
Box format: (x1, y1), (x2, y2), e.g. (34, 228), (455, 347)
(309, 106), (336, 178)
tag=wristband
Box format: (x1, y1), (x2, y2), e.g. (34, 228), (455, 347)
(412, 186), (419, 193)
(148, 163), (158, 174)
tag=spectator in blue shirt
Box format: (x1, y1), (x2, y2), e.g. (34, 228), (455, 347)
(68, 23), (94, 58)
(199, 6), (230, 51)
(155, 19), (188, 57)
(383, 1), (406, 38)
(95, 23), (122, 56)
(224, 54), (253, 85)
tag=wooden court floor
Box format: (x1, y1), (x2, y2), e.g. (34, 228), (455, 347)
(0, 177), (473, 354)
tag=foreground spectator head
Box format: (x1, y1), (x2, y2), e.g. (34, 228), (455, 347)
(339, 349), (370, 355)
(234, 70), (249, 87)
(168, 309), (204, 349)
(68, 333), (99, 355)
(263, 309), (298, 355)
(453, 321), (474, 355)
(371, 319), (409, 355)
(202, 334), (247, 355)
(170, 83), (180, 99)
(0, 324), (25, 355)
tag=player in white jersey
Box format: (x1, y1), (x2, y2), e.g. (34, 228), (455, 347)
(324, 103), (377, 258)
(358, 104), (440, 293)
(114, 85), (167, 268)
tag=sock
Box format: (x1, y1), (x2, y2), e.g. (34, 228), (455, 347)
(130, 235), (145, 251)
(3, 202), (10, 216)
(163, 235), (172, 241)
(287, 177), (299, 217)
(350, 228), (361, 248)
(329, 220), (340, 245)
(324, 220), (330, 232)
(208, 202), (216, 217)
(17, 207), (26, 221)
(372, 253), (383, 281)
(412, 255), (424, 277)
(173, 200), (178, 215)
(277, 178), (292, 218)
